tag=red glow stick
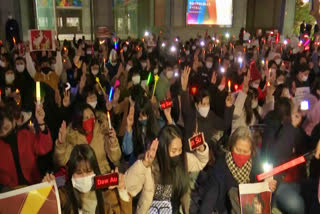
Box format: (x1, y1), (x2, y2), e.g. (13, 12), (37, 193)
(256, 156), (306, 181)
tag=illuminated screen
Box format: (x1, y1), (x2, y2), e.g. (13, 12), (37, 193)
(187, 0), (233, 25)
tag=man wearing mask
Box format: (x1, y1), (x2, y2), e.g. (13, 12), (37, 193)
(292, 63), (311, 88)
(155, 63), (175, 102)
(106, 49), (119, 80)
(0, 104), (53, 188)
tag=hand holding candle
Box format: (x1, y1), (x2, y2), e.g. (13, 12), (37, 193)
(107, 111), (112, 129)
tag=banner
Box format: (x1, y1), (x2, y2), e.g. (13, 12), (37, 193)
(239, 182), (271, 214)
(0, 182), (61, 214)
(29, 29), (56, 51)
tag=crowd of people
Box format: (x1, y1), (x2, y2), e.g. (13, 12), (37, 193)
(1, 27), (320, 214)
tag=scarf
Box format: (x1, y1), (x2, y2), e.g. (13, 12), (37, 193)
(225, 151), (252, 184)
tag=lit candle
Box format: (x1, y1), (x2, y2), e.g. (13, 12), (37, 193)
(267, 81), (271, 87)
(13, 37), (16, 45)
(228, 80), (231, 93)
(107, 111), (112, 129)
(28, 120), (34, 128)
(103, 58), (106, 69)
(36, 81), (41, 104)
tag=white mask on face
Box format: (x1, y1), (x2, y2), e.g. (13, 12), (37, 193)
(252, 100), (258, 109)
(110, 61), (117, 67)
(277, 80), (284, 85)
(126, 64), (132, 71)
(5, 74), (15, 84)
(185, 50), (190, 55)
(91, 69), (99, 76)
(123, 46), (128, 52)
(51, 63), (56, 71)
(229, 55), (234, 61)
(251, 83), (259, 89)
(132, 75), (141, 85)
(166, 70), (174, 80)
(0, 60), (6, 67)
(88, 101), (98, 109)
(141, 62), (147, 69)
(206, 62), (213, 69)
(148, 48), (153, 53)
(72, 174), (95, 193)
(192, 45), (196, 50)
(197, 105), (210, 118)
(301, 75), (308, 82)
(154, 68), (159, 74)
(16, 64), (25, 73)
(275, 58), (281, 65)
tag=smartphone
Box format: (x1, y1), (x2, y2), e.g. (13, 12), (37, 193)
(160, 99), (172, 110)
(94, 173), (119, 189)
(188, 132), (205, 151)
(300, 100), (309, 111)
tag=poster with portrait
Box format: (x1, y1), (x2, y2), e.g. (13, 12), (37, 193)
(0, 182), (61, 214)
(29, 29), (56, 51)
(239, 182), (271, 214)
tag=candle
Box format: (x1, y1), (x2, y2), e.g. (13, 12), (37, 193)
(103, 58), (106, 69)
(107, 111), (112, 129)
(28, 120), (34, 128)
(36, 81), (41, 104)
(13, 37), (16, 45)
(152, 75), (160, 97)
(267, 81), (271, 87)
(228, 80), (231, 93)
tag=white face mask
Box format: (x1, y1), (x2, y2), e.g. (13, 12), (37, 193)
(132, 75), (141, 85)
(91, 69), (99, 76)
(197, 106), (210, 118)
(192, 45), (196, 50)
(252, 100), (258, 109)
(154, 68), (159, 74)
(206, 62), (213, 69)
(110, 61), (117, 67)
(166, 70), (174, 80)
(0, 60), (6, 67)
(72, 174), (95, 193)
(141, 62), (147, 69)
(123, 46), (128, 52)
(5, 74), (15, 84)
(16, 64), (25, 73)
(185, 50), (190, 55)
(88, 101), (98, 109)
(147, 48), (153, 53)
(251, 83), (259, 89)
(301, 75), (308, 82)
(277, 80), (284, 85)
(275, 59), (281, 65)
(126, 64), (132, 71)
(229, 55), (234, 61)
(51, 64), (56, 71)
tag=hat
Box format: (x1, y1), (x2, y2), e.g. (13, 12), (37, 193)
(250, 61), (261, 81)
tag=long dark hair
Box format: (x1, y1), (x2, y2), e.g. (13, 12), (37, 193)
(244, 88), (261, 125)
(273, 97), (292, 124)
(71, 104), (96, 135)
(156, 125), (189, 201)
(65, 144), (105, 214)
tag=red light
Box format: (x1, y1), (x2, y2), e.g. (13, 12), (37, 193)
(270, 31), (274, 35)
(256, 156), (306, 181)
(234, 84), (239, 91)
(94, 173), (119, 189)
(191, 86), (198, 95)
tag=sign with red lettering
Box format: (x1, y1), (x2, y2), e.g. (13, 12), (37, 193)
(188, 132), (205, 151)
(94, 173), (119, 189)
(160, 99), (172, 110)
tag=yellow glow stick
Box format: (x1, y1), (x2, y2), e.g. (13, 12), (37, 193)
(152, 75), (159, 97)
(36, 81), (41, 104)
(95, 77), (106, 96)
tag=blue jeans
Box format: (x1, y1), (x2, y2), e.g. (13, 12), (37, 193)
(274, 182), (305, 214)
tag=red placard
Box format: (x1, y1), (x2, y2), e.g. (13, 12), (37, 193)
(29, 29), (55, 51)
(188, 132), (205, 151)
(160, 99), (172, 110)
(94, 173), (119, 189)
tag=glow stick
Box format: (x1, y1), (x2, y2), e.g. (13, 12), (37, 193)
(228, 80), (231, 93)
(36, 81), (41, 104)
(0, 89), (2, 102)
(304, 39), (311, 47)
(109, 87), (114, 102)
(147, 72), (152, 85)
(13, 37), (16, 45)
(95, 77), (106, 96)
(114, 80), (120, 88)
(256, 156), (306, 181)
(107, 111), (112, 129)
(152, 75), (159, 96)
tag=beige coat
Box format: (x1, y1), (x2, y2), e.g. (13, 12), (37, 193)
(54, 119), (121, 174)
(124, 143), (209, 214)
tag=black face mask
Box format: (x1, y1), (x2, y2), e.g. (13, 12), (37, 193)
(41, 67), (52, 74)
(170, 154), (182, 168)
(1, 128), (16, 143)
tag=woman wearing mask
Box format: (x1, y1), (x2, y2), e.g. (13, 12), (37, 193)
(200, 127), (277, 214)
(45, 144), (131, 214)
(54, 104), (121, 175)
(0, 68), (21, 105)
(125, 125), (209, 213)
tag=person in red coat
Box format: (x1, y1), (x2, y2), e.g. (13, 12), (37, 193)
(0, 103), (53, 188)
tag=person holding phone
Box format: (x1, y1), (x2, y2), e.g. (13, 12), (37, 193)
(124, 125), (209, 213)
(44, 144), (131, 214)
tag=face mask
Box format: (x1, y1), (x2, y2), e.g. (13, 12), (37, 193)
(132, 75), (141, 85)
(251, 83), (259, 89)
(1, 125), (16, 143)
(0, 60), (6, 68)
(87, 101), (97, 109)
(42, 67), (52, 74)
(123, 46), (128, 52)
(16, 64), (25, 73)
(232, 152), (250, 168)
(82, 118), (95, 133)
(192, 45), (196, 50)
(154, 68), (159, 74)
(206, 62), (213, 69)
(301, 75), (308, 82)
(147, 48), (153, 53)
(139, 119), (147, 126)
(275, 59), (281, 65)
(110, 61), (117, 67)
(5, 74), (15, 84)
(72, 174), (96, 193)
(141, 62), (147, 69)
(197, 106), (210, 118)
(185, 50), (190, 55)
(51, 63), (56, 71)
(277, 80), (284, 85)
(166, 70), (174, 80)
(229, 55), (234, 60)
(170, 154), (182, 167)
(91, 69), (99, 76)
(126, 64), (132, 71)
(252, 100), (258, 109)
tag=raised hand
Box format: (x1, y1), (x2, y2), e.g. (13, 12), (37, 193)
(42, 173), (56, 183)
(181, 66), (191, 91)
(62, 90), (71, 107)
(291, 111), (302, 128)
(35, 104), (45, 124)
(225, 94), (234, 107)
(126, 105), (134, 132)
(315, 140), (320, 159)
(58, 121), (67, 144)
(211, 72), (217, 85)
(143, 139), (159, 167)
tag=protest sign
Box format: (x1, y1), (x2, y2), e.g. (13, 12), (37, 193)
(29, 29), (56, 51)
